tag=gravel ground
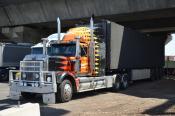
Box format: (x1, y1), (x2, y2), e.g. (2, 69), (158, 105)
(1, 76), (175, 116)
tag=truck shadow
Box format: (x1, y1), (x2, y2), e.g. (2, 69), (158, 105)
(142, 99), (175, 115)
(118, 76), (175, 115)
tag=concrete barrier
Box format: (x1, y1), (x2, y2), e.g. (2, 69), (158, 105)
(0, 103), (40, 116)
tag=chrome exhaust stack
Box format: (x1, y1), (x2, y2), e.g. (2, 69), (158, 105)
(89, 17), (95, 75)
(57, 17), (61, 43)
(90, 17), (94, 42)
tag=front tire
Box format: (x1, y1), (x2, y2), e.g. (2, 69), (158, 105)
(57, 79), (73, 103)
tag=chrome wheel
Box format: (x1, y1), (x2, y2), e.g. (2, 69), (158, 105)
(63, 83), (72, 100)
(121, 74), (129, 89)
(57, 79), (73, 103)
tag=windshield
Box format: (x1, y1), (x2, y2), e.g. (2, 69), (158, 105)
(51, 44), (76, 56)
(31, 47), (51, 55)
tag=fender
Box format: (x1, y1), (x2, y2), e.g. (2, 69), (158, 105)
(56, 71), (80, 92)
(56, 71), (75, 82)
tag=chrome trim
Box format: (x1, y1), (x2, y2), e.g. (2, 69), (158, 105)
(20, 61), (43, 72)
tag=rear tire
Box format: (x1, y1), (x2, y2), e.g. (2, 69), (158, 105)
(57, 79), (73, 103)
(113, 74), (121, 91)
(121, 74), (129, 89)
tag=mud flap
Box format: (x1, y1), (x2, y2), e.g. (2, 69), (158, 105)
(42, 93), (56, 104)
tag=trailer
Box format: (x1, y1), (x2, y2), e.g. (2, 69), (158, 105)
(0, 43), (31, 81)
(9, 18), (165, 104)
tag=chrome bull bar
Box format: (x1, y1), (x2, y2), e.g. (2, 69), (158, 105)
(9, 70), (57, 92)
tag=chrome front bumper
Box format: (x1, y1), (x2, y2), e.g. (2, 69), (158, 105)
(10, 81), (57, 93)
(9, 70), (57, 100)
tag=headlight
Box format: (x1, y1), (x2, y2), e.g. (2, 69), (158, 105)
(46, 77), (52, 82)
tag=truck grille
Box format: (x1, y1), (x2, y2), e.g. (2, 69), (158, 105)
(20, 61), (43, 72)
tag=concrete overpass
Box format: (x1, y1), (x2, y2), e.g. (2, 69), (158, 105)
(0, 0), (175, 42)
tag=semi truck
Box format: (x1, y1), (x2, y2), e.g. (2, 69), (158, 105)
(9, 17), (164, 104)
(0, 43), (31, 81)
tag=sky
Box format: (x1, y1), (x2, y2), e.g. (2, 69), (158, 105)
(165, 34), (175, 56)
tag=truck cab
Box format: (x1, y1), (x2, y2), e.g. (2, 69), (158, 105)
(49, 42), (89, 74)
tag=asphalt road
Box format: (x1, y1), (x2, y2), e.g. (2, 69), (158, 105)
(1, 77), (175, 116)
